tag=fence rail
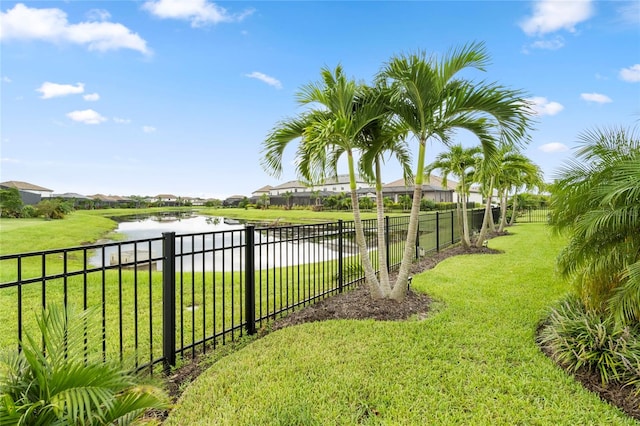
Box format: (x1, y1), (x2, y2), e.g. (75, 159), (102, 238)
(0, 208), (497, 373)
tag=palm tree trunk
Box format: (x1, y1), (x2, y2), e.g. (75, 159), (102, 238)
(476, 176), (494, 248)
(498, 190), (508, 232)
(347, 152), (382, 299)
(391, 139), (426, 300)
(508, 191), (518, 226)
(461, 191), (471, 248)
(375, 159), (392, 297)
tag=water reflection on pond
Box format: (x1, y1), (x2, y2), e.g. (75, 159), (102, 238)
(90, 213), (346, 272)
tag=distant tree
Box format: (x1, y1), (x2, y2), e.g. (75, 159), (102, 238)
(0, 188), (23, 218)
(398, 194), (412, 211)
(283, 191), (293, 210)
(359, 196), (374, 210)
(238, 197), (250, 209)
(259, 193), (270, 209)
(204, 199), (222, 208)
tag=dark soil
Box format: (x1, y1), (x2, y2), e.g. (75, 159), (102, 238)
(161, 231), (639, 422)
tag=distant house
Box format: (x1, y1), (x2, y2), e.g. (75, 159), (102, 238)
(52, 192), (91, 208)
(154, 194), (179, 206)
(224, 195), (246, 207)
(251, 185), (273, 197)
(0, 180), (53, 205)
(382, 177), (453, 203)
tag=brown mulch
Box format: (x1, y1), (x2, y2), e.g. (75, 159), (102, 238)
(160, 231), (639, 422)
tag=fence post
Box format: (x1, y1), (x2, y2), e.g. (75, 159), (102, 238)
(162, 232), (176, 373)
(385, 216), (390, 272)
(244, 226), (256, 335)
(338, 220), (344, 293)
(436, 211), (440, 251)
(450, 210), (455, 245)
(415, 214), (420, 260)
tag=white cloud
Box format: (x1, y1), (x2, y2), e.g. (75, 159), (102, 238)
(529, 36), (565, 50)
(617, 2), (640, 25)
(37, 81), (84, 99)
(520, 0), (594, 36)
(620, 64), (640, 82)
(1, 157), (20, 163)
(526, 97), (564, 116)
(580, 92), (612, 104)
(245, 71), (282, 89)
(539, 142), (569, 153)
(86, 9), (111, 22)
(142, 125), (156, 133)
(67, 109), (107, 124)
(143, 0), (254, 27)
(0, 3), (150, 55)
(2, 76), (11, 83)
(83, 93), (100, 101)
(114, 117), (132, 124)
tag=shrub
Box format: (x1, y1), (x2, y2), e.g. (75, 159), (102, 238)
(36, 199), (73, 219)
(420, 199), (436, 211)
(0, 305), (169, 425)
(0, 188), (23, 218)
(538, 295), (640, 390)
(20, 205), (38, 218)
(435, 202), (456, 211)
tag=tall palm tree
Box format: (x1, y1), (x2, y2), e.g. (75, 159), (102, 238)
(261, 66), (388, 298)
(550, 126), (640, 325)
(357, 84), (413, 295)
(507, 158), (543, 226)
(425, 144), (482, 248)
(494, 151), (542, 232)
(379, 42), (533, 300)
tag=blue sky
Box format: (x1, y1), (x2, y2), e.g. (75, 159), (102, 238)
(1, 0), (639, 200)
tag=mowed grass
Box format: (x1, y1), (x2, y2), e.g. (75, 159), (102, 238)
(166, 224), (636, 425)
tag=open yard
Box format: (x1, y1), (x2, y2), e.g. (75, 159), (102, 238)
(166, 224), (636, 425)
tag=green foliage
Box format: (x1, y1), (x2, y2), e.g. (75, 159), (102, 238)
(550, 126), (640, 325)
(20, 205), (38, 218)
(36, 199), (73, 219)
(434, 202), (456, 211)
(358, 197), (374, 210)
(539, 295), (640, 390)
(0, 305), (169, 425)
(420, 199), (436, 211)
(0, 188), (24, 218)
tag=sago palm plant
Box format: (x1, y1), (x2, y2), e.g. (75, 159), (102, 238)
(0, 305), (169, 425)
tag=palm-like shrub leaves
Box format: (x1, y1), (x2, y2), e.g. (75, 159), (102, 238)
(550, 126), (640, 325)
(0, 305), (169, 425)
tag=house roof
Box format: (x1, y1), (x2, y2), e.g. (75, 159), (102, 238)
(0, 180), (53, 192)
(271, 180), (307, 190)
(383, 177), (449, 192)
(52, 193), (90, 199)
(252, 185), (273, 193)
(155, 194), (178, 199)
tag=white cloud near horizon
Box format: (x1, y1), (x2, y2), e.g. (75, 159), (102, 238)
(245, 71), (282, 89)
(83, 93), (100, 101)
(142, 125), (156, 133)
(0, 3), (150, 55)
(67, 109), (107, 124)
(526, 96), (564, 116)
(1, 157), (20, 163)
(2, 76), (11, 83)
(620, 64), (640, 82)
(539, 142), (569, 153)
(520, 0), (594, 36)
(114, 117), (132, 124)
(143, 0), (254, 27)
(37, 81), (84, 99)
(580, 92), (612, 103)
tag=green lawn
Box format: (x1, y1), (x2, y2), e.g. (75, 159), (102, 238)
(166, 224), (636, 425)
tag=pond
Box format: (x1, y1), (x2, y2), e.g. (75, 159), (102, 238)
(90, 212), (349, 272)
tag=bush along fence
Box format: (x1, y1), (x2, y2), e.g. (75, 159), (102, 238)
(0, 208), (498, 374)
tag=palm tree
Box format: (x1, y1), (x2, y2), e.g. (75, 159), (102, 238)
(261, 65), (388, 298)
(0, 305), (168, 424)
(507, 158), (543, 226)
(550, 126), (640, 325)
(426, 144), (482, 248)
(494, 151), (542, 232)
(379, 42), (533, 300)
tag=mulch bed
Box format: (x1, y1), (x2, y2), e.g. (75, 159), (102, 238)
(161, 231), (639, 421)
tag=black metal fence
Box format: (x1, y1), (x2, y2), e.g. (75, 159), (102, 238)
(0, 208), (495, 374)
(512, 208), (551, 223)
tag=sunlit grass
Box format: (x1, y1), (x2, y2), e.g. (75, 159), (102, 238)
(166, 224), (636, 425)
